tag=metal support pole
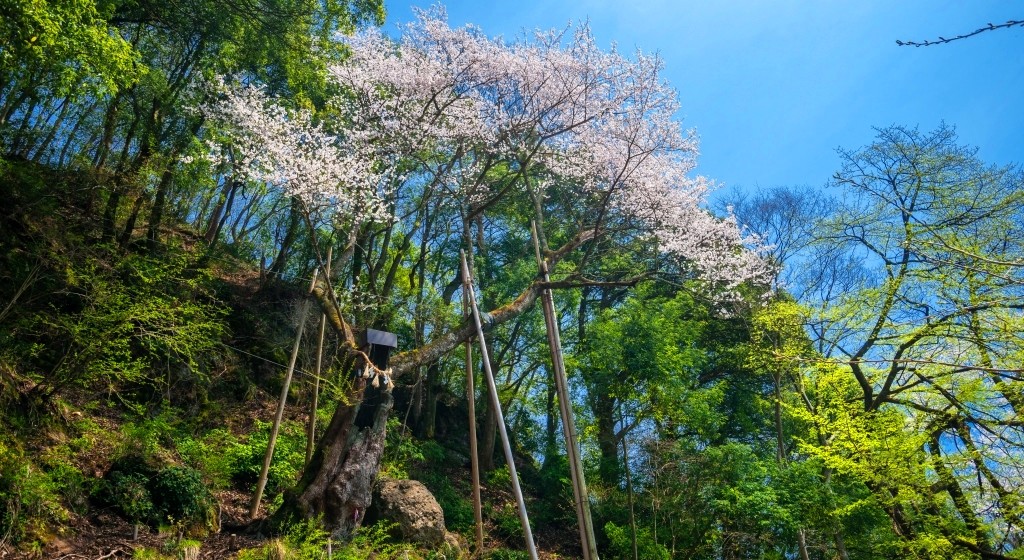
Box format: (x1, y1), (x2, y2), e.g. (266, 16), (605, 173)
(306, 246), (331, 466)
(464, 286), (485, 554)
(460, 250), (539, 560)
(251, 269), (318, 518)
(531, 221), (599, 560)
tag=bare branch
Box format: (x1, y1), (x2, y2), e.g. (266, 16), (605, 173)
(896, 20), (1024, 47)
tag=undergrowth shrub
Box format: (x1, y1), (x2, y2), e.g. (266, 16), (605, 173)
(237, 519), (419, 560)
(381, 418), (447, 479)
(229, 419), (305, 496)
(39, 444), (91, 514)
(535, 455), (574, 526)
(485, 549), (528, 560)
(1, 227), (229, 409)
(491, 502), (522, 542)
(177, 428), (238, 490)
(0, 436), (65, 546)
(417, 471), (474, 534)
(107, 471), (154, 528)
(604, 521), (670, 560)
(150, 466), (216, 531)
(101, 457), (216, 534)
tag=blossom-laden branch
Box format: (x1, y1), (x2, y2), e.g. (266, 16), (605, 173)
(328, 9), (772, 293)
(191, 77), (390, 224)
(193, 10), (774, 365)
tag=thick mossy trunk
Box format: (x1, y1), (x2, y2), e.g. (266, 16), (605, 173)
(274, 379), (393, 539)
(280, 259), (553, 538)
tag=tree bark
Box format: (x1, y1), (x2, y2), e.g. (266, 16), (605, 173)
(276, 229), (593, 539)
(595, 393), (620, 486)
(275, 378), (393, 539)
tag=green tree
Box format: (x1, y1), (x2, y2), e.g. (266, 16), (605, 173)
(799, 124), (1024, 558)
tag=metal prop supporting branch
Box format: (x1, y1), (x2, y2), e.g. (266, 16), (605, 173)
(531, 221), (599, 560)
(464, 284), (485, 553)
(460, 250), (539, 560)
(251, 269), (318, 518)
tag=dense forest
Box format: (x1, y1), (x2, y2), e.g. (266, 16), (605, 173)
(1, 2), (1023, 559)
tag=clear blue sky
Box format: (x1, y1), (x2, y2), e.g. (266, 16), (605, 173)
(383, 1), (1023, 195)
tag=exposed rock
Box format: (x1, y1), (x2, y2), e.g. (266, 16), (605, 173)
(370, 478), (447, 547)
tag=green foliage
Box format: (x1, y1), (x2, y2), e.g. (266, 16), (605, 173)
(491, 502), (523, 542)
(417, 470), (475, 535)
(604, 521), (670, 560)
(150, 465), (216, 530)
(237, 519), (412, 560)
(120, 412), (178, 460)
(107, 471), (155, 526)
(334, 520), (414, 560)
(381, 417), (424, 479)
(177, 428), (239, 490)
(485, 549), (529, 560)
(485, 466), (512, 489)
(102, 457), (215, 533)
(174, 539), (203, 559)
(535, 455), (574, 526)
(132, 547), (175, 560)
(0, 0), (141, 96)
(2, 241), (229, 408)
(38, 443), (91, 514)
(236, 517), (331, 560)
(228, 419), (306, 496)
(0, 436), (65, 546)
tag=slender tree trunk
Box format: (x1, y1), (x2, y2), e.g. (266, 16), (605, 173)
(30, 97), (70, 163)
(102, 189), (123, 241)
(146, 167), (176, 245)
(421, 361), (440, 439)
(9, 95), (39, 156)
(268, 197), (302, 278)
(204, 179), (239, 247)
(146, 117), (204, 246)
(57, 98), (100, 167)
(478, 346), (499, 471)
(929, 429), (992, 555)
(544, 366), (557, 457)
(119, 190), (148, 246)
(595, 394), (620, 486)
(93, 92), (125, 170)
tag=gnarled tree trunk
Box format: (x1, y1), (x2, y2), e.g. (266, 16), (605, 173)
(274, 378), (394, 538)
(273, 229), (592, 539)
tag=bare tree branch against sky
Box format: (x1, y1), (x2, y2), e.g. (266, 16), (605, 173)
(897, 19), (1024, 47)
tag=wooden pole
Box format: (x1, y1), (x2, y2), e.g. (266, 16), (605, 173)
(306, 247), (331, 466)
(464, 286), (485, 555)
(250, 270), (318, 518)
(531, 221), (599, 560)
(460, 250), (539, 560)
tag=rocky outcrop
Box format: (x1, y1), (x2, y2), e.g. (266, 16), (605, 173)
(369, 478), (447, 546)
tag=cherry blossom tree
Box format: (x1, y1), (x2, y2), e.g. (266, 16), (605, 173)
(199, 10), (770, 538)
(195, 78), (388, 224)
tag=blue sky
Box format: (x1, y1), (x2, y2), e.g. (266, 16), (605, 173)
(383, 1), (1023, 196)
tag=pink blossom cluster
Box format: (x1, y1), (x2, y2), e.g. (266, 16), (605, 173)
(330, 10), (769, 289)
(195, 77), (388, 222)
(196, 10), (770, 291)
